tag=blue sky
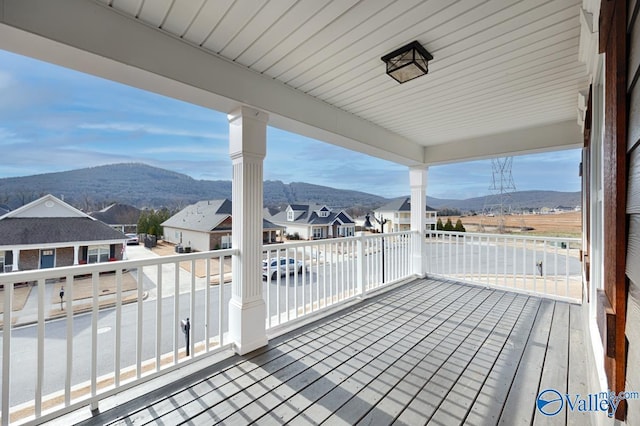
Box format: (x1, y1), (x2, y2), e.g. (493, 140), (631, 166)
(0, 49), (582, 200)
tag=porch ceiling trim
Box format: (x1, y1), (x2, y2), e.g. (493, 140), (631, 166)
(0, 0), (424, 166)
(423, 120), (582, 165)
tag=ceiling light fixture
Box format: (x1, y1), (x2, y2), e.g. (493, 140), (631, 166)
(381, 40), (433, 84)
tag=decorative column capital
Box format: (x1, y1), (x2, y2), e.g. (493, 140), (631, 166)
(227, 106), (269, 124)
(228, 106), (268, 160)
(409, 166), (427, 188)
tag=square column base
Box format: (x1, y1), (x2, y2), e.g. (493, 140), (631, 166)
(413, 253), (427, 278)
(228, 297), (268, 355)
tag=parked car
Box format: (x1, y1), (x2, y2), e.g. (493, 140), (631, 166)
(125, 233), (139, 245)
(262, 257), (303, 280)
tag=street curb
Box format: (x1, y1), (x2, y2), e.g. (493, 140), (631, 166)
(10, 291), (149, 329)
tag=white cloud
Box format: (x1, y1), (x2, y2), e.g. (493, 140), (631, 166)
(141, 144), (227, 156)
(78, 122), (227, 140)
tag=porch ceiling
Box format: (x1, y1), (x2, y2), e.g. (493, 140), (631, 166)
(0, 0), (588, 165)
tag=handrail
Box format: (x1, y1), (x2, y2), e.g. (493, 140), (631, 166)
(426, 230), (582, 303)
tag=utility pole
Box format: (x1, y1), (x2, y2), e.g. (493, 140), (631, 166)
(482, 157), (516, 233)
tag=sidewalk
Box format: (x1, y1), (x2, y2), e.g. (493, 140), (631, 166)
(2, 271), (146, 328)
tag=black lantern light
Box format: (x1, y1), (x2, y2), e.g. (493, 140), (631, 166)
(381, 40), (433, 84)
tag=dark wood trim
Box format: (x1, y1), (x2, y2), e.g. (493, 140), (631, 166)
(600, 0), (628, 420)
(600, 0), (616, 53)
(583, 87), (592, 302)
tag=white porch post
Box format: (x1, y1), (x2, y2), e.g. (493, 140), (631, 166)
(11, 249), (19, 271)
(228, 106), (268, 355)
(73, 245), (80, 265)
(410, 166), (427, 277)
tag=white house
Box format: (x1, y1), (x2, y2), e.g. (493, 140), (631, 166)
(0, 194), (127, 272)
(162, 199), (284, 252)
(268, 204), (355, 240)
(373, 197), (438, 233)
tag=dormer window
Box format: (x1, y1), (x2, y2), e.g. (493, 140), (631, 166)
(318, 206), (330, 218)
(287, 210), (294, 221)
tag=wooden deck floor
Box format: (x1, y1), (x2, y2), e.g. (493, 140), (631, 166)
(69, 278), (594, 425)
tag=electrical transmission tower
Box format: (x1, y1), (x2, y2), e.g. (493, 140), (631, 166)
(482, 157), (516, 233)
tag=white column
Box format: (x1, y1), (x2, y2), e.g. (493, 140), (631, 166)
(12, 249), (19, 271)
(410, 166), (428, 277)
(73, 245), (80, 265)
(228, 106), (268, 355)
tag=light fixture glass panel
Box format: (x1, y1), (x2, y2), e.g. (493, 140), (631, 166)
(381, 40), (432, 84)
(389, 63), (427, 83)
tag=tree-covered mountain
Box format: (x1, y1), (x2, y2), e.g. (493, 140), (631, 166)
(427, 190), (581, 212)
(0, 163), (581, 213)
(0, 163), (387, 211)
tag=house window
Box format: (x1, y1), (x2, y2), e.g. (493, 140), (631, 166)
(338, 226), (354, 237)
(88, 245), (110, 264)
(287, 210), (294, 221)
(313, 227), (324, 239)
(221, 235), (232, 249)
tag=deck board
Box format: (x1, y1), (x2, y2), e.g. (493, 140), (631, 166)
(498, 299), (555, 425)
(567, 304), (595, 426)
(533, 301), (569, 425)
(459, 297), (541, 425)
(68, 278), (593, 426)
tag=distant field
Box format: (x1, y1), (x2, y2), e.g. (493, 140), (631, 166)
(441, 211), (582, 237)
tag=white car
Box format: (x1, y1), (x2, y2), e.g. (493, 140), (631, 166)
(125, 233), (139, 245)
(262, 257), (303, 280)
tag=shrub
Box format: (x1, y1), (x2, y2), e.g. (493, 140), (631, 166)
(444, 218), (454, 231)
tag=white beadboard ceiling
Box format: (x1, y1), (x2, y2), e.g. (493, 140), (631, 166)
(0, 0), (589, 165)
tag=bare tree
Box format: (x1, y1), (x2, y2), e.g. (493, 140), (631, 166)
(16, 189), (37, 206)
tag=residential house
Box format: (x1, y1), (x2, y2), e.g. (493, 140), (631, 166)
(373, 197), (438, 233)
(89, 203), (141, 233)
(0, 194), (127, 272)
(162, 199), (284, 252)
(268, 204), (355, 240)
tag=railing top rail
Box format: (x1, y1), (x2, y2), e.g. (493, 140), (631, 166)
(367, 230), (417, 238)
(261, 230), (419, 251)
(428, 230), (581, 244)
(0, 248), (237, 284)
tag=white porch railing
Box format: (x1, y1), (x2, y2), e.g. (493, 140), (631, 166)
(0, 249), (235, 425)
(425, 230), (583, 303)
(262, 231), (416, 329)
(0, 230), (582, 424)
(0, 232), (419, 425)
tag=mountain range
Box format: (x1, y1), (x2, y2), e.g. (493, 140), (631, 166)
(0, 163), (581, 212)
